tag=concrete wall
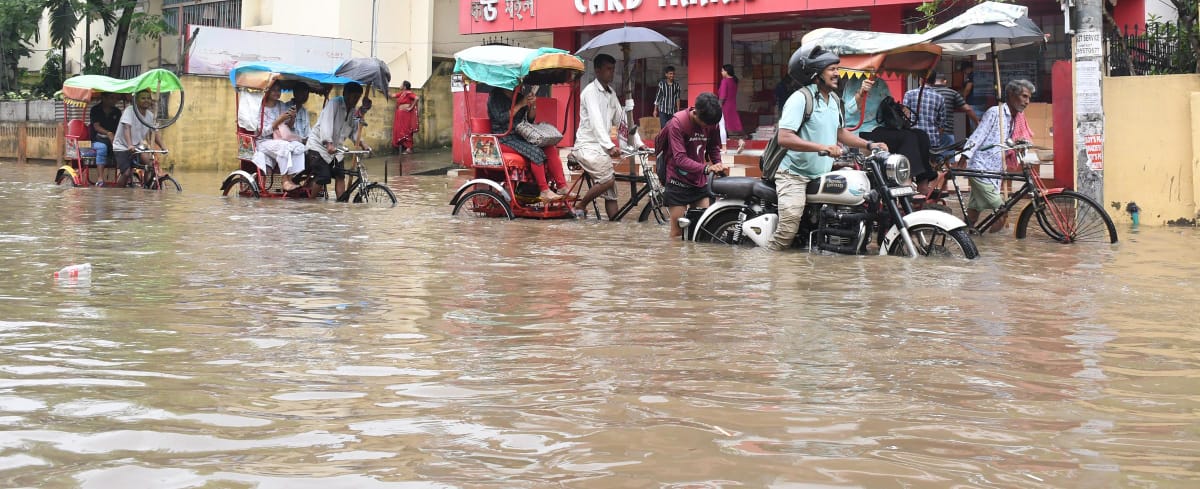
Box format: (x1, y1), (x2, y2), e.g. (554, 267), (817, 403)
(1104, 74), (1200, 225)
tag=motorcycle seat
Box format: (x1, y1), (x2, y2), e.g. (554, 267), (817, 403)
(711, 177), (760, 199)
(711, 177), (779, 205)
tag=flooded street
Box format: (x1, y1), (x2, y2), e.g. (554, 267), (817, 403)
(1, 155), (1198, 488)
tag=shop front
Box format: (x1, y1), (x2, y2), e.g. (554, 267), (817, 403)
(460, 0), (921, 146)
(459, 1), (1081, 154)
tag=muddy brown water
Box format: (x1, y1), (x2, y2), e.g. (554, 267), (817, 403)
(1, 154), (1198, 488)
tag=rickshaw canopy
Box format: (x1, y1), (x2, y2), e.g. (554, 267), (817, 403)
(801, 29), (943, 78)
(453, 45), (584, 90)
(229, 61), (354, 92)
(62, 68), (182, 106)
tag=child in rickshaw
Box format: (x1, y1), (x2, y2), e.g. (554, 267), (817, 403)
(113, 90), (167, 188)
(305, 81), (368, 198)
(487, 85), (567, 202)
(253, 82), (307, 192)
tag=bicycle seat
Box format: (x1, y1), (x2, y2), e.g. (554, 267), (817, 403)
(931, 139), (968, 154)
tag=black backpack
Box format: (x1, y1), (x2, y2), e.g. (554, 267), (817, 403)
(759, 87), (842, 181)
(876, 96), (915, 130)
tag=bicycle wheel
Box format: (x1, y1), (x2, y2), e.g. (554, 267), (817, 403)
(220, 173), (259, 198)
(55, 169), (79, 187)
(888, 224), (979, 259)
(352, 183), (397, 207)
(637, 200), (669, 224)
(148, 175), (182, 192)
(698, 210), (749, 245)
(453, 189), (513, 219)
(1016, 190), (1118, 244)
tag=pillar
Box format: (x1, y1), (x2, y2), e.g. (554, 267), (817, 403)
(687, 18), (720, 108)
(554, 29), (579, 148)
(870, 5), (905, 96)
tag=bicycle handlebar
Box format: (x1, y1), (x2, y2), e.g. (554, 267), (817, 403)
(335, 148), (372, 157)
(132, 148), (169, 155)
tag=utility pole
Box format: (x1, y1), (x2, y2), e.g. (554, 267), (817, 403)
(1072, 0), (1105, 203)
(371, 0), (379, 58)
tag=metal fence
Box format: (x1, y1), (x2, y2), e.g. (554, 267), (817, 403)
(1107, 24), (1199, 76)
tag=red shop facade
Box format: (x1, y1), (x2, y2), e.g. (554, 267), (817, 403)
(461, 0), (929, 142)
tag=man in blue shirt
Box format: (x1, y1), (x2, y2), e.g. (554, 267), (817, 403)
(769, 45), (886, 251)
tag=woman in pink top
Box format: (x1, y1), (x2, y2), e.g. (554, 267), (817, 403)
(718, 64), (744, 153)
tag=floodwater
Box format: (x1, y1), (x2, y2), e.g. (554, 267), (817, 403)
(1, 153), (1198, 488)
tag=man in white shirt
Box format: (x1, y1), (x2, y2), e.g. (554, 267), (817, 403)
(570, 54), (644, 220)
(113, 89), (165, 188)
(305, 81), (365, 199)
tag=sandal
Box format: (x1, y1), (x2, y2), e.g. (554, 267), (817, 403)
(539, 190), (562, 201)
(569, 208), (587, 219)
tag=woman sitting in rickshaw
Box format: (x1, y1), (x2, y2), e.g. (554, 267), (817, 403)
(842, 77), (935, 194)
(487, 86), (567, 202)
(252, 82), (307, 192)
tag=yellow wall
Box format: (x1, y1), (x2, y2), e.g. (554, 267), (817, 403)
(160, 75), (407, 171)
(1103, 74), (1200, 226)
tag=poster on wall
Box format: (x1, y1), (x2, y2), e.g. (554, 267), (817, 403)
(184, 25), (352, 76)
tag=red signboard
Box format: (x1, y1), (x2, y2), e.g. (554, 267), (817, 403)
(461, 0), (922, 35)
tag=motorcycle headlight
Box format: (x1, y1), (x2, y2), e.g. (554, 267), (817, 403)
(885, 154), (912, 187)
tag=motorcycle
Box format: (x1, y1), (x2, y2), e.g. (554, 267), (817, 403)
(677, 149), (979, 259)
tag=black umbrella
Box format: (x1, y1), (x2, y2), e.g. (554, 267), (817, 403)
(934, 15), (1044, 138)
(335, 57), (392, 93)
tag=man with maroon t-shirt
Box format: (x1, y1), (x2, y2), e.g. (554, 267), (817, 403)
(655, 92), (727, 238)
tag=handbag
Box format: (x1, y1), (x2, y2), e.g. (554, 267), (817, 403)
(876, 96), (914, 130)
(515, 120), (563, 147)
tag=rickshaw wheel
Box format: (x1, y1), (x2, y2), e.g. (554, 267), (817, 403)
(453, 189), (513, 219)
(221, 173), (259, 198)
(149, 176), (182, 192)
(352, 183), (397, 207)
(132, 90), (186, 130)
(55, 169), (79, 187)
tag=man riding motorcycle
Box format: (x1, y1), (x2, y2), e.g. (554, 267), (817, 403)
(770, 44), (887, 251)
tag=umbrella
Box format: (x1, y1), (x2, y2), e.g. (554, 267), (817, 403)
(575, 26), (679, 113)
(335, 57), (392, 92)
(933, 13), (1044, 142)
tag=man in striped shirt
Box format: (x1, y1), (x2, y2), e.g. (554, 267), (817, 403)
(931, 72), (979, 149)
(653, 66), (683, 130)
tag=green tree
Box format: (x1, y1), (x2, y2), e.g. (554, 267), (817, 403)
(43, 0), (79, 87)
(79, 0), (116, 72)
(0, 0), (44, 92)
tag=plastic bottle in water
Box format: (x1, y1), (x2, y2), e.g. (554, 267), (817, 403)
(53, 263), (92, 279)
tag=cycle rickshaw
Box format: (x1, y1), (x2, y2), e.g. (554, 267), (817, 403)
(448, 45), (587, 219)
(219, 61), (397, 206)
(55, 68), (184, 191)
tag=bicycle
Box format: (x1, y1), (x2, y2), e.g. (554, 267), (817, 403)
(940, 141), (1117, 244)
(333, 148), (398, 207)
(565, 147), (667, 224)
(129, 145), (181, 191)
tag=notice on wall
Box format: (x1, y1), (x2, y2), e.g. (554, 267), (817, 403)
(184, 26), (351, 76)
(1075, 32), (1103, 58)
(1084, 134), (1103, 171)
(1075, 60), (1103, 115)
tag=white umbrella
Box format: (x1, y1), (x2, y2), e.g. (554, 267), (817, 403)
(576, 26), (679, 113)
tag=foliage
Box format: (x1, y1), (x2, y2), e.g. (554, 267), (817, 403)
(1108, 0), (1200, 75)
(913, 0), (1013, 34)
(130, 12), (170, 42)
(0, 0), (43, 92)
(43, 0), (78, 52)
(36, 50), (64, 97)
(82, 39), (107, 75)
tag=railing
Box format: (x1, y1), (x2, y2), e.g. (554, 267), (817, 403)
(1107, 24), (1199, 76)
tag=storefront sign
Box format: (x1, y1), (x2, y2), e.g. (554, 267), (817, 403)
(466, 0), (763, 31)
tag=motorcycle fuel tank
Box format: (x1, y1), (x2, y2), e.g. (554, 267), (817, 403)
(805, 169), (869, 206)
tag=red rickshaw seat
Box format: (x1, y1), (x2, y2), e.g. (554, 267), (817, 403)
(64, 119), (97, 164)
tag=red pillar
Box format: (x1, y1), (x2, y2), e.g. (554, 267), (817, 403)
(1051, 60), (1074, 190)
(1112, 0), (1146, 33)
(553, 29), (579, 147)
(687, 18), (720, 108)
(870, 5), (905, 96)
